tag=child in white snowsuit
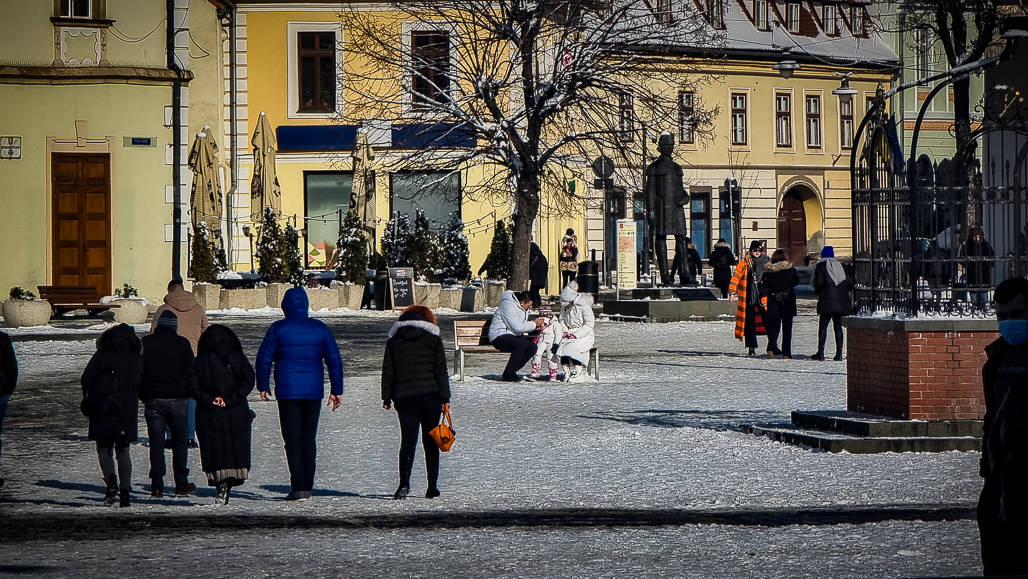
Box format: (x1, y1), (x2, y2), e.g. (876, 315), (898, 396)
(530, 312), (563, 381)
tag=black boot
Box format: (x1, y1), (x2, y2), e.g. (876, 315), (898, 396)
(393, 485), (409, 500)
(217, 482), (231, 505)
(425, 487), (440, 499)
(104, 475), (118, 506)
(119, 489), (130, 508)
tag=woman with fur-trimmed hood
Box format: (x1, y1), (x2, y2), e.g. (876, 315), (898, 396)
(759, 250), (800, 358)
(381, 305), (451, 500)
(555, 281), (595, 382)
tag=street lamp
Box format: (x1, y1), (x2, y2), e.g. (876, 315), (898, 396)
(832, 73), (859, 97)
(773, 49), (801, 79)
(242, 224), (255, 273)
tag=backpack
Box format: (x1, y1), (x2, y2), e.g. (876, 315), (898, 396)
(81, 368), (119, 419)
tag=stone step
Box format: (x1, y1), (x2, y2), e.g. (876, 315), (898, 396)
(743, 424), (981, 454)
(791, 410), (983, 438)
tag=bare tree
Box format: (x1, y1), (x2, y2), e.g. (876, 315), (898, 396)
(893, 0), (1000, 181)
(340, 0), (721, 289)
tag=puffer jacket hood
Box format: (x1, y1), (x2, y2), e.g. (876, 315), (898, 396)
(163, 287), (201, 313)
(98, 323), (141, 354)
(764, 260), (794, 273)
(281, 287), (309, 318)
(388, 319), (440, 339)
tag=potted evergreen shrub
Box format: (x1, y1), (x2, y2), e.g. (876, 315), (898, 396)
(106, 283), (148, 324)
(335, 209), (369, 310)
(2, 287), (52, 327)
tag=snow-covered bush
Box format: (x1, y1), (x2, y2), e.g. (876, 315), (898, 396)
(440, 211), (471, 283)
(257, 208), (290, 284)
(189, 223), (220, 283)
(336, 208), (369, 283)
(407, 209), (442, 281)
(479, 219), (512, 280)
(381, 212), (412, 267)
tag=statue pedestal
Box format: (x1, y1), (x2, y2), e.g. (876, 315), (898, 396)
(843, 317), (995, 420)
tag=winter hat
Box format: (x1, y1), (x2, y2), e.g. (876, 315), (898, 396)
(749, 240), (763, 252)
(561, 280), (579, 303)
(821, 246), (835, 258)
(157, 309), (178, 331)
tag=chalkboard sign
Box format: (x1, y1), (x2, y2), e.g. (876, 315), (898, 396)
(388, 267), (415, 310)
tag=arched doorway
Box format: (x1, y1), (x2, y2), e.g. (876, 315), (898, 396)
(777, 189), (807, 264)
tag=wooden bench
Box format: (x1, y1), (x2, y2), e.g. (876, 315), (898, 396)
(453, 318), (599, 381)
(37, 285), (119, 316)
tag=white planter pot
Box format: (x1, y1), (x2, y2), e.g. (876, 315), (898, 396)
(192, 283), (222, 311)
(111, 298), (148, 324)
(2, 299), (52, 327)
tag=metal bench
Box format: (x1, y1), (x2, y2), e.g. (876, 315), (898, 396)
(453, 319), (599, 381)
(37, 285), (119, 316)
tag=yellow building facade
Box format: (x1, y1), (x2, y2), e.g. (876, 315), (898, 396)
(0, 0), (230, 301)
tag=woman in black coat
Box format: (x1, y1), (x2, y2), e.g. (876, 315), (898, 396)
(192, 324), (255, 504)
(529, 242), (548, 308)
(759, 250), (800, 358)
(81, 323), (143, 507)
(813, 246), (855, 361)
(381, 305), (451, 500)
(708, 239), (737, 298)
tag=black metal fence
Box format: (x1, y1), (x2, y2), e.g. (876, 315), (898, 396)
(852, 86), (1028, 317)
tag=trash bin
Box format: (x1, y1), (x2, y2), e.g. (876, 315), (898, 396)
(374, 268), (390, 310)
(577, 259), (599, 301)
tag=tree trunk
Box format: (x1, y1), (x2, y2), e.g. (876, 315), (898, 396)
(952, 75), (980, 229)
(508, 176), (541, 291)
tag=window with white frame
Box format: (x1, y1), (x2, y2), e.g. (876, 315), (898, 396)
(754, 0), (770, 31)
(786, 3), (800, 33)
(709, 0), (725, 28)
(679, 91), (695, 144)
(59, 0), (91, 18)
(850, 5), (865, 36)
(775, 93), (792, 147)
(806, 94), (822, 149)
(840, 96), (854, 149)
(619, 91), (635, 141)
(410, 30), (452, 109)
(655, 0), (672, 25)
(731, 92), (747, 146)
(287, 22), (344, 119)
(822, 3), (837, 36)
(915, 27), (933, 79)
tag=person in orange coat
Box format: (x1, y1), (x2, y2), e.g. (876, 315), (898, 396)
(729, 240), (769, 355)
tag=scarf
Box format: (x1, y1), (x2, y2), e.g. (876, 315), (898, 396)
(824, 258), (846, 286)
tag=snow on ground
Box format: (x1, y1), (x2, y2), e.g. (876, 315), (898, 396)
(0, 306), (984, 576)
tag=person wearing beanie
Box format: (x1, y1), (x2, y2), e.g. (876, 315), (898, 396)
(255, 287), (344, 501)
(381, 305), (451, 499)
(141, 309), (197, 498)
(812, 245), (854, 361)
(729, 240), (770, 355)
(554, 281), (595, 381)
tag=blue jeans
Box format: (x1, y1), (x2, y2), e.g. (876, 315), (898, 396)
(165, 397), (196, 442)
(145, 398), (190, 487)
(0, 394), (8, 467)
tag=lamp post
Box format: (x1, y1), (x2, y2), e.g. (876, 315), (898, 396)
(242, 224), (254, 274)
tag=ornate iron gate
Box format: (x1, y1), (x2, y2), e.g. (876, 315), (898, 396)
(851, 84), (1028, 317)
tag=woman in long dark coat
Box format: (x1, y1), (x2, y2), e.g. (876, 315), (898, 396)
(192, 324), (255, 504)
(529, 242), (549, 308)
(81, 323), (143, 507)
(759, 249), (800, 358)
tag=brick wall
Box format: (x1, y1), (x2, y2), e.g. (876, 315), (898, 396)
(845, 320), (997, 420)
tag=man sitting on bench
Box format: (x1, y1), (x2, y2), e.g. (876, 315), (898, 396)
(488, 290), (545, 382)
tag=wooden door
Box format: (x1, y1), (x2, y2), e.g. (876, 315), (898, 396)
(51, 154), (111, 296)
(777, 191), (806, 264)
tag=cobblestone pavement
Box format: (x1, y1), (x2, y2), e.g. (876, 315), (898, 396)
(0, 304), (983, 577)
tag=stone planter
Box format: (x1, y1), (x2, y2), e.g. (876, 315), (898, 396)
(336, 283), (363, 310)
(484, 281), (505, 308)
(2, 299), (52, 327)
(439, 288), (463, 310)
(192, 283), (222, 311)
(219, 288), (267, 310)
(265, 283), (291, 309)
(305, 287), (338, 311)
(111, 298), (147, 324)
(414, 283), (441, 309)
(459, 287), (485, 312)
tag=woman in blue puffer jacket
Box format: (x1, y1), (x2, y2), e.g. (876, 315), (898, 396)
(256, 287), (344, 501)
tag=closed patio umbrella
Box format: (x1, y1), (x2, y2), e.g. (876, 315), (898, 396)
(188, 129), (222, 234)
(250, 111), (282, 241)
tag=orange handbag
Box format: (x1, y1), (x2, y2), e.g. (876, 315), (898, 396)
(429, 408), (455, 452)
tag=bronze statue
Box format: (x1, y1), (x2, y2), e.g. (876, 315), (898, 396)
(644, 133), (690, 285)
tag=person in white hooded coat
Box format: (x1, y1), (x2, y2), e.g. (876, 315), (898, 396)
(555, 282), (595, 381)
